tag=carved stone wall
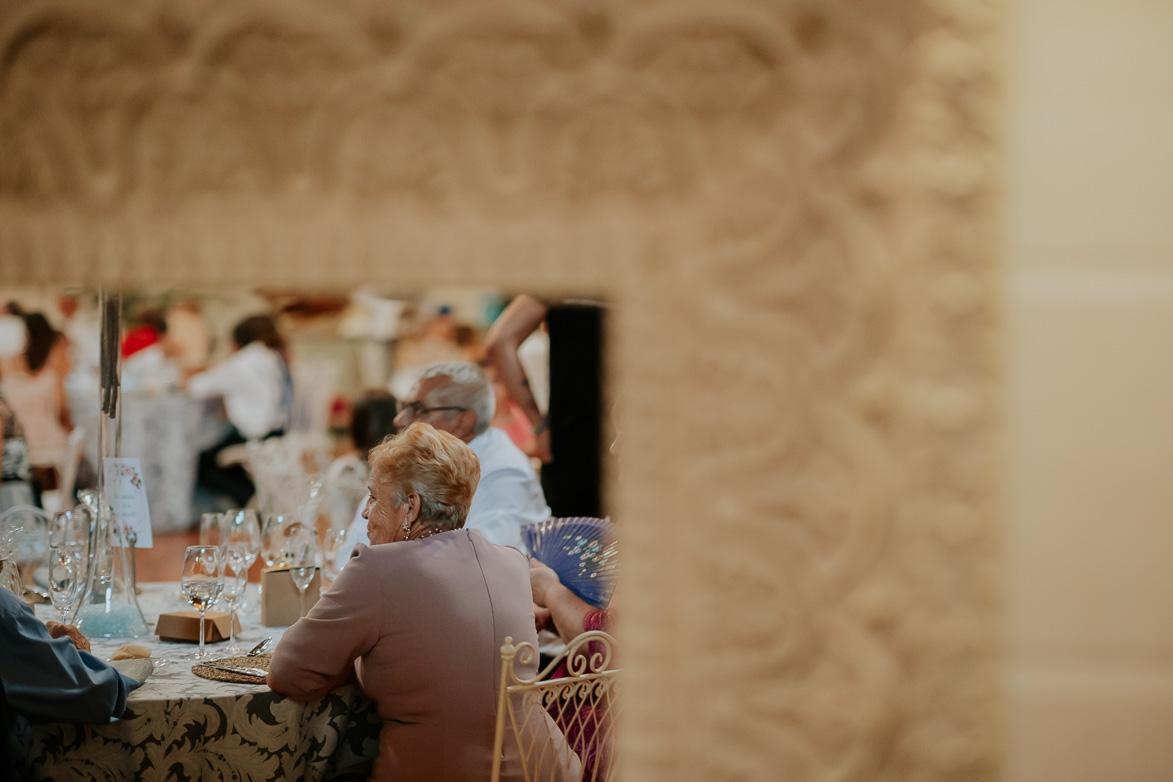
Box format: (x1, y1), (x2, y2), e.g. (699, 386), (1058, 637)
(0, 1), (1005, 779)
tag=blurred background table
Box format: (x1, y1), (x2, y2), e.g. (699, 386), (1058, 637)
(120, 394), (230, 533)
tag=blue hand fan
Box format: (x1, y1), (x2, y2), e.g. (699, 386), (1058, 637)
(523, 517), (618, 608)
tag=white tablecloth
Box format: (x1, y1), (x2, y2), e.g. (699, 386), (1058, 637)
(15, 582), (380, 781)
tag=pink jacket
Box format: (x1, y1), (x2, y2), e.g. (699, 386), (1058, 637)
(269, 529), (580, 782)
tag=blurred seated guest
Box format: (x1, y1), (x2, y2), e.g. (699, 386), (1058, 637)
(530, 558), (619, 781)
(121, 307), (181, 394)
(1, 586), (140, 725)
(330, 390), (398, 574)
(187, 314), (291, 508)
(269, 423), (580, 782)
(350, 390), (400, 460)
(120, 307), (167, 359)
(0, 392), (33, 512)
(164, 300), (211, 374)
(0, 313), (72, 493)
(341, 361), (549, 562)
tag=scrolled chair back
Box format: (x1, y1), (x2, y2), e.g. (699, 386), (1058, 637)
(492, 631), (621, 782)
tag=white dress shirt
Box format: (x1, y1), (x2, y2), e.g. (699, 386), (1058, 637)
(335, 426), (550, 572)
(187, 342), (287, 439)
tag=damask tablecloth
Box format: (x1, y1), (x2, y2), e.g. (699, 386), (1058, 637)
(15, 582), (381, 781)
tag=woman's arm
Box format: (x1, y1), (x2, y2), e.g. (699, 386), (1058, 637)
(484, 295), (550, 461)
(267, 548), (379, 701)
(529, 559), (595, 643)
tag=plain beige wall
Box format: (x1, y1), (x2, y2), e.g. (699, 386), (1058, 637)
(1005, 0), (1173, 779)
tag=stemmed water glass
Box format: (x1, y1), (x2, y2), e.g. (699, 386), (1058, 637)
(283, 529), (318, 619)
(47, 544), (85, 624)
(180, 545), (223, 660)
(223, 509), (261, 600)
(261, 513), (294, 570)
(220, 543), (249, 654)
(47, 509), (89, 624)
(198, 512), (223, 547)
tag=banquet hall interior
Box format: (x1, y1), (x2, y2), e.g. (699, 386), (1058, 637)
(1, 285), (597, 580)
(2, 0), (1172, 780)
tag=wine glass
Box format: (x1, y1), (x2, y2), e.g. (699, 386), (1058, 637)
(220, 543), (250, 654)
(261, 513), (294, 569)
(47, 544), (85, 624)
(51, 508), (90, 551)
(283, 530), (318, 619)
(223, 509), (261, 602)
(180, 545), (223, 660)
(198, 512), (224, 548)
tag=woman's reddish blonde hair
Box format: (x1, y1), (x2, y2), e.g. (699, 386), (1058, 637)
(368, 422), (480, 530)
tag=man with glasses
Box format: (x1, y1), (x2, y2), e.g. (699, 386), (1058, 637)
(337, 361), (549, 567)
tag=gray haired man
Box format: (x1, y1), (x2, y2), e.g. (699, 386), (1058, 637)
(338, 361), (549, 566)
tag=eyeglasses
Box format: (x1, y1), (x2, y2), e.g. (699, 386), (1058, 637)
(396, 401), (468, 418)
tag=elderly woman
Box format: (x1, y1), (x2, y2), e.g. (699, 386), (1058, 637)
(268, 422), (579, 782)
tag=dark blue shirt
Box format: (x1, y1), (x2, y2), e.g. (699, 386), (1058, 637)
(0, 587), (138, 724)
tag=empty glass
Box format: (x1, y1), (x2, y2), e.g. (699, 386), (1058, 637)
(198, 512), (224, 548)
(221, 544), (250, 654)
(223, 509), (261, 568)
(283, 530), (318, 619)
(180, 545), (223, 660)
(223, 509), (261, 602)
(47, 545), (85, 624)
(261, 513), (294, 569)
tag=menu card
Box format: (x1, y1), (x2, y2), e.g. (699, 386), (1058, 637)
(102, 457), (153, 549)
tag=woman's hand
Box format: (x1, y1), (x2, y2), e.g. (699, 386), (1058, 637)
(533, 603), (554, 633)
(46, 621), (91, 652)
(529, 558), (562, 607)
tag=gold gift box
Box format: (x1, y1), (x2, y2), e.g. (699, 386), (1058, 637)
(156, 610), (241, 643)
(260, 567), (321, 627)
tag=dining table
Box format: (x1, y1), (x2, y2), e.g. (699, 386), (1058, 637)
(14, 582), (381, 781)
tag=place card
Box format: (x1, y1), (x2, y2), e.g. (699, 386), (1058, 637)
(103, 457), (153, 549)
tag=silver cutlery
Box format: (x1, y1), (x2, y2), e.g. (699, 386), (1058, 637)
(203, 663), (268, 678)
(209, 637), (271, 664)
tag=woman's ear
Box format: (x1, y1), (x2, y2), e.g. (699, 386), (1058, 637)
(405, 493), (421, 523)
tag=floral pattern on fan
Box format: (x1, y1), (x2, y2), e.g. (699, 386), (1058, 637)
(523, 516), (618, 608)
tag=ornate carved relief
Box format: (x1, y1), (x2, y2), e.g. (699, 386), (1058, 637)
(0, 2), (1004, 781)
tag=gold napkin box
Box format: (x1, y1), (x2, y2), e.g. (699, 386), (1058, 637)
(156, 610), (241, 643)
(260, 567), (321, 627)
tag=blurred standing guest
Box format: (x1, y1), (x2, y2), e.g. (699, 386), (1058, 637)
(485, 295), (605, 518)
(0, 392), (33, 512)
(187, 315), (291, 507)
(268, 423), (579, 782)
(0, 313), (72, 495)
(485, 362), (537, 457)
(57, 295), (100, 375)
(57, 295), (101, 488)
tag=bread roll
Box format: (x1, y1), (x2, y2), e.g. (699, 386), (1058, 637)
(110, 643), (151, 661)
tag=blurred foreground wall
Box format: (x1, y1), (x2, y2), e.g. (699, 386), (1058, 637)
(0, 2), (1005, 779)
(1005, 0), (1173, 780)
